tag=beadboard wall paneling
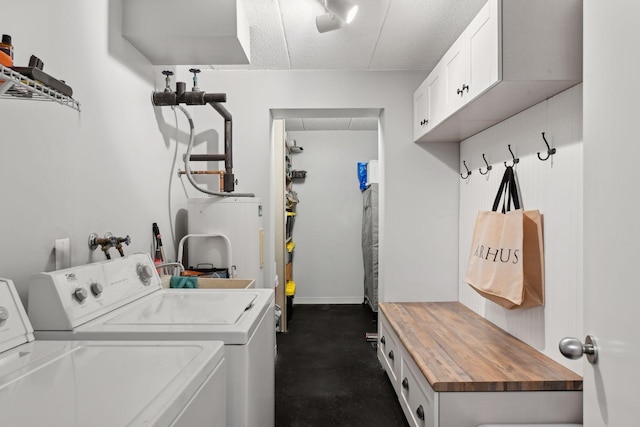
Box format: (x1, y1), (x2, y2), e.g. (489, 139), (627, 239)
(458, 84), (583, 374)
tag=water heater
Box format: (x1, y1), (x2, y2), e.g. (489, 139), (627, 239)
(187, 197), (264, 288)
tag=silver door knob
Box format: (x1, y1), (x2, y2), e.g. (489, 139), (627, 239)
(559, 335), (598, 364)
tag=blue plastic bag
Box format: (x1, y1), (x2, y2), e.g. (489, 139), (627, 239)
(357, 162), (368, 191)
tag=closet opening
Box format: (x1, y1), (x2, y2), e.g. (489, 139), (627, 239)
(271, 108), (382, 333)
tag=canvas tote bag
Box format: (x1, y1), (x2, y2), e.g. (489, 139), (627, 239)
(464, 166), (545, 309)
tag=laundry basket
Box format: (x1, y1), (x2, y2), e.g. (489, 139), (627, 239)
(160, 233), (251, 289)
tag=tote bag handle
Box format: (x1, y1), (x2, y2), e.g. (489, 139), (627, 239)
(492, 166), (521, 213)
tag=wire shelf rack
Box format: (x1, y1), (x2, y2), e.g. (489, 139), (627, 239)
(0, 64), (80, 111)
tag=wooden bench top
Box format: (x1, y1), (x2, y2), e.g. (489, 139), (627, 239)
(379, 301), (583, 392)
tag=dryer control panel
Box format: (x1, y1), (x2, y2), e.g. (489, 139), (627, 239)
(27, 253), (161, 330)
(0, 278), (35, 352)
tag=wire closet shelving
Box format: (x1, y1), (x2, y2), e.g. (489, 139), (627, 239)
(0, 64), (80, 111)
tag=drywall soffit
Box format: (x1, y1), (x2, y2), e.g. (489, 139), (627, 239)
(122, 0), (250, 65)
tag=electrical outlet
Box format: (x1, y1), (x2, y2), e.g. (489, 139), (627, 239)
(55, 238), (71, 270)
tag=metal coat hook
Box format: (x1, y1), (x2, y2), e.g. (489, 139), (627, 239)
(537, 132), (556, 161)
(460, 161), (472, 179)
(504, 144), (520, 167)
(479, 153), (492, 175)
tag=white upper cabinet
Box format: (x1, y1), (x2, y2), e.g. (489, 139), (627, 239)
(443, 0), (500, 116)
(443, 37), (468, 114)
(413, 0), (582, 143)
(466, 1), (499, 101)
(413, 61), (446, 141)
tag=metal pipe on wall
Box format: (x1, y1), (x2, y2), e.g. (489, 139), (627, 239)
(151, 77), (241, 194)
(152, 91), (226, 106)
(210, 102), (234, 192)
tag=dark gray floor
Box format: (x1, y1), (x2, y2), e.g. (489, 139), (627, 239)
(275, 304), (409, 427)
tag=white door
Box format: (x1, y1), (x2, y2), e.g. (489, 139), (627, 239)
(581, 1), (640, 424)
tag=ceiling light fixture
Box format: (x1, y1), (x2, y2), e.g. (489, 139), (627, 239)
(315, 0), (359, 33)
(327, 0), (358, 24)
(316, 12), (345, 33)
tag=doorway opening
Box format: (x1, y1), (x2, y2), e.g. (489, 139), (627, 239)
(271, 108), (382, 332)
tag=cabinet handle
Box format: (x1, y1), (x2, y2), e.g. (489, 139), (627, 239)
(388, 350), (394, 361)
(416, 405), (425, 421)
(462, 84), (469, 93)
(402, 378), (409, 390)
(420, 119), (429, 126)
(380, 336), (385, 345)
(457, 88), (464, 96)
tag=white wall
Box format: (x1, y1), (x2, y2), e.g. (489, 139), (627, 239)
(458, 84), (583, 373)
(285, 130), (378, 304)
(172, 70), (461, 304)
(0, 0), (166, 302)
(0, 0), (461, 307)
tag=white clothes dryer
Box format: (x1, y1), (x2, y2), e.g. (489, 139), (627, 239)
(0, 278), (226, 427)
(27, 253), (275, 427)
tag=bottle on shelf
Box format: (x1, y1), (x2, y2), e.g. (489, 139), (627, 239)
(0, 34), (14, 60)
(0, 51), (11, 67)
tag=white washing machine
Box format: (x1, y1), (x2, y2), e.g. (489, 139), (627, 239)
(0, 277), (226, 427)
(27, 253), (275, 427)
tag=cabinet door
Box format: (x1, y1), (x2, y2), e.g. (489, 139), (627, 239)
(467, 0), (500, 100)
(426, 64), (446, 130)
(414, 63), (447, 142)
(413, 79), (429, 141)
(444, 0), (499, 116)
(443, 37), (469, 114)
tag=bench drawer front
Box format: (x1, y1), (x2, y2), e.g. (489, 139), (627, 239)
(378, 314), (400, 388)
(400, 348), (437, 427)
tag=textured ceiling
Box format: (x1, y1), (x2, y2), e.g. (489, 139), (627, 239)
(285, 117), (378, 131)
(273, 108), (381, 132)
(215, 0), (488, 131)
(213, 0), (487, 71)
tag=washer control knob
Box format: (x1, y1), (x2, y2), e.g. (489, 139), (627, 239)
(136, 263), (154, 286)
(74, 287), (88, 303)
(0, 307), (9, 323)
(90, 282), (104, 297)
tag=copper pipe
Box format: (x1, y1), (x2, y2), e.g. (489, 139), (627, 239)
(178, 170), (225, 190)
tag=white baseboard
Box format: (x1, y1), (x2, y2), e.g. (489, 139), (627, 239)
(293, 296), (364, 305)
